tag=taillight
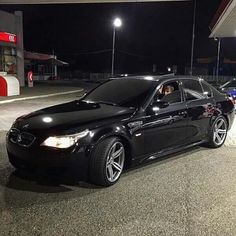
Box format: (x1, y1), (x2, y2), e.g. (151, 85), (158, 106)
(228, 96), (235, 106)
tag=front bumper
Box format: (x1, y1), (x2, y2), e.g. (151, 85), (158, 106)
(6, 140), (90, 180)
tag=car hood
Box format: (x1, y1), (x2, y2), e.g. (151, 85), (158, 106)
(14, 100), (135, 134)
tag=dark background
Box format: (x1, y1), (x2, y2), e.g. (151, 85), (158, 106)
(0, 0), (228, 74)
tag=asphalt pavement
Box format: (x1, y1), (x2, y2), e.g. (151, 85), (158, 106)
(1, 131), (236, 236)
(0, 82), (236, 235)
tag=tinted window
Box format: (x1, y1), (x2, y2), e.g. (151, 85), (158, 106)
(201, 82), (213, 98)
(84, 79), (157, 108)
(182, 79), (204, 101)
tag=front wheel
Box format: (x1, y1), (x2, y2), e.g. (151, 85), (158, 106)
(206, 116), (228, 148)
(89, 137), (125, 187)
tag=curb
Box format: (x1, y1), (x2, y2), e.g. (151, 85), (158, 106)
(0, 89), (84, 105)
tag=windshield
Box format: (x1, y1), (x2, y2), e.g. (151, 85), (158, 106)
(83, 79), (157, 108)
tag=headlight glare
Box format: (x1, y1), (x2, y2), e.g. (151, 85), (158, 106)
(41, 130), (89, 149)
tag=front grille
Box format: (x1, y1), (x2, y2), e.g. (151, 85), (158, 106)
(8, 128), (36, 147)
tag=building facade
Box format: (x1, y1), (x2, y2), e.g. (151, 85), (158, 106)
(0, 10), (24, 86)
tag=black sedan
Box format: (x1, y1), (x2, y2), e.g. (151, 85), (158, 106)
(6, 75), (235, 186)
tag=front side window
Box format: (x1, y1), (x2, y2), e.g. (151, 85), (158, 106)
(182, 79), (205, 101)
(153, 80), (182, 104)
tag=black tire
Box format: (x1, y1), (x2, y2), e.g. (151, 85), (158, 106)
(206, 115), (228, 148)
(89, 137), (125, 187)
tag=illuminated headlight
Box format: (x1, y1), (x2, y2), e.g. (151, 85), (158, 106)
(41, 130), (89, 149)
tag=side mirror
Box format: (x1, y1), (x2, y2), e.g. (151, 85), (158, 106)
(147, 101), (169, 115)
(203, 91), (212, 98)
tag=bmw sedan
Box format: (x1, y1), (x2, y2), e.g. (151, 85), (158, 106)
(6, 75), (235, 186)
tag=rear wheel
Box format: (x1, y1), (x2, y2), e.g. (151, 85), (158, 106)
(206, 116), (228, 148)
(89, 137), (125, 186)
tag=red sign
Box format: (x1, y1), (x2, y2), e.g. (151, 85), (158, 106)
(28, 71), (33, 82)
(0, 32), (17, 43)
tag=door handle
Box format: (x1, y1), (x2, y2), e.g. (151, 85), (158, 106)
(207, 103), (213, 107)
(178, 111), (187, 116)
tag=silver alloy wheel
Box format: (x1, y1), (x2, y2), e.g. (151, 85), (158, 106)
(106, 141), (125, 183)
(213, 118), (227, 146)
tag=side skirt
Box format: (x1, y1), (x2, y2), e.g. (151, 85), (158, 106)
(132, 140), (207, 166)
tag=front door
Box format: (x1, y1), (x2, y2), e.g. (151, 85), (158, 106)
(143, 80), (188, 155)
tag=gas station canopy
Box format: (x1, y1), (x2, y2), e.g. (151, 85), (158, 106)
(210, 0), (236, 38)
(0, 0), (188, 4)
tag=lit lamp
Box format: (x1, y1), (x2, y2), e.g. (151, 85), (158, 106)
(111, 18), (122, 77)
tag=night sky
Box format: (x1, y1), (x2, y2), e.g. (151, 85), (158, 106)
(0, 0), (225, 74)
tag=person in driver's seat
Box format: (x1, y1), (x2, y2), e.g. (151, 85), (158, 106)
(162, 85), (174, 95)
(161, 85), (181, 103)
(157, 84), (174, 100)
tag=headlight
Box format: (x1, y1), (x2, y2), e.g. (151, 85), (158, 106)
(41, 129), (89, 149)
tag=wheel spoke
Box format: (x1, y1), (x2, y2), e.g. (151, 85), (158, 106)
(112, 147), (124, 160)
(107, 155), (112, 164)
(217, 119), (224, 129)
(107, 145), (116, 163)
(218, 129), (226, 134)
(110, 145), (117, 155)
(107, 165), (114, 179)
(112, 162), (122, 172)
(215, 133), (222, 143)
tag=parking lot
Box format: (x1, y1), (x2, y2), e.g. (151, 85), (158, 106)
(0, 87), (236, 236)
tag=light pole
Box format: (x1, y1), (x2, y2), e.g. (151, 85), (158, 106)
(190, 0), (197, 76)
(215, 37), (221, 84)
(111, 18), (122, 77)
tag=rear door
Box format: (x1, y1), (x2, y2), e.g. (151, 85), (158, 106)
(182, 78), (215, 144)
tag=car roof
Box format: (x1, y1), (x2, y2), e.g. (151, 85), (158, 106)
(112, 74), (202, 83)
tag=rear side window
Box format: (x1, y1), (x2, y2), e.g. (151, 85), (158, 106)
(201, 82), (213, 98)
(182, 79), (205, 101)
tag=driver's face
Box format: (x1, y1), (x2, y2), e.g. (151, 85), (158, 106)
(163, 87), (172, 95)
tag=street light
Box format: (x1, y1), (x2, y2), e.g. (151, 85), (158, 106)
(215, 37), (221, 84)
(190, 0), (197, 76)
(111, 18), (122, 76)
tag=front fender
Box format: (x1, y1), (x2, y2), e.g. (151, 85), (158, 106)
(84, 124), (135, 160)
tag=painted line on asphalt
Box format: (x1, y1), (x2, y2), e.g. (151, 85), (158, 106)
(0, 89), (84, 105)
